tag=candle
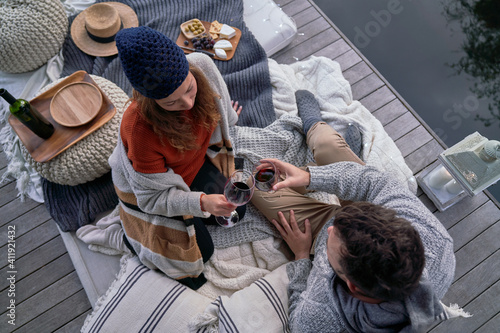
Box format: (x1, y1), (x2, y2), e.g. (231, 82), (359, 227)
(444, 179), (463, 195)
(427, 165), (453, 189)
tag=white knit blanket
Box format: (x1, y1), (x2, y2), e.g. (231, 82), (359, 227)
(268, 56), (417, 193)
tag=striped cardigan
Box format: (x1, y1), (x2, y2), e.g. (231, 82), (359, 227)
(108, 53), (238, 284)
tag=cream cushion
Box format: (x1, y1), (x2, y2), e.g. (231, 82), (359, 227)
(0, 0), (68, 73)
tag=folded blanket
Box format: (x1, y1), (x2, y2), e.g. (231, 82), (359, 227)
(61, 0), (275, 128)
(197, 236), (291, 300)
(42, 172), (118, 231)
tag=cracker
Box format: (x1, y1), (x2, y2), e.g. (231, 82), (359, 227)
(210, 20), (223, 33)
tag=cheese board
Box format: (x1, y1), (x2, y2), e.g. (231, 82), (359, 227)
(176, 20), (241, 61)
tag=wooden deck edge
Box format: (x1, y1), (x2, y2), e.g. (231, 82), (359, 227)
(307, 0), (500, 208)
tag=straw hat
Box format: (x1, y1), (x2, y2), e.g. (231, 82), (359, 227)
(71, 2), (139, 57)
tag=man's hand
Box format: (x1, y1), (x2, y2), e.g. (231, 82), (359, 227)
(255, 158), (310, 191)
(271, 210), (312, 260)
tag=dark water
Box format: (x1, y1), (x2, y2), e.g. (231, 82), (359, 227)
(314, 0), (500, 202)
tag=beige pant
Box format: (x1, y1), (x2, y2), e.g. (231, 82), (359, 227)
(251, 122), (364, 240)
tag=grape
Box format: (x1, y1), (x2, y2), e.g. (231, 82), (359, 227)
(183, 40), (189, 46)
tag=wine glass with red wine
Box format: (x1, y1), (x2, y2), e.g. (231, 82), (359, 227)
(253, 160), (280, 193)
(215, 170), (255, 227)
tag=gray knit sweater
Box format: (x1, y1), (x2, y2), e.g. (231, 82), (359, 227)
(108, 53), (237, 278)
(287, 162), (455, 333)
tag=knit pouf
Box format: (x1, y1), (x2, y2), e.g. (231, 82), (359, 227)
(0, 0), (68, 73)
(21, 75), (129, 185)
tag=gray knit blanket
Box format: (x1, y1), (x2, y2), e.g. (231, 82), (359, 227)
(61, 0), (275, 128)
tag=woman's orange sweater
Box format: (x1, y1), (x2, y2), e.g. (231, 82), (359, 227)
(120, 102), (214, 186)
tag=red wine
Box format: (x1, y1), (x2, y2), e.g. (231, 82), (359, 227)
(255, 168), (276, 191)
(225, 181), (252, 205)
(0, 88), (54, 139)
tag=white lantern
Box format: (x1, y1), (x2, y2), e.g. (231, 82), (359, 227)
(417, 132), (500, 211)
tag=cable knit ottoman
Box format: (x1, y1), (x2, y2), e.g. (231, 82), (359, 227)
(21, 75), (129, 186)
(0, 0), (68, 73)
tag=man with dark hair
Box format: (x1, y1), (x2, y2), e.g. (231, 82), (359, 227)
(256, 90), (467, 332)
(267, 157), (460, 332)
(331, 202), (426, 302)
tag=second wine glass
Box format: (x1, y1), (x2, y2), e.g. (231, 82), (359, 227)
(215, 169), (255, 228)
(253, 160), (280, 193)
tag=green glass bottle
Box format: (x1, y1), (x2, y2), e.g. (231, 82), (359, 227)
(0, 88), (55, 139)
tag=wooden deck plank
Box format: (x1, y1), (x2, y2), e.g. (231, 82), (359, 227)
(384, 112), (421, 142)
(431, 253), (500, 333)
(0, 253), (74, 306)
(0, 153), (8, 170)
(0, 271), (83, 330)
(419, 193), (439, 213)
(476, 312), (500, 333)
(405, 139), (445, 174)
(341, 61), (373, 86)
(275, 0), (294, 7)
(358, 86), (397, 113)
(395, 126), (433, 157)
(0, 204), (51, 248)
(282, 16), (331, 52)
(0, 172), (13, 188)
(334, 49), (362, 71)
(434, 192), (490, 230)
(351, 73), (385, 100)
(315, 39), (353, 66)
(54, 310), (92, 333)
(0, 236), (67, 291)
(448, 202), (499, 251)
(279, 0), (310, 18)
(283, 4), (320, 29)
(372, 99), (409, 126)
(14, 289), (91, 333)
(0, 181), (18, 207)
(1, 198), (40, 228)
(0, 220), (59, 271)
(453, 220), (500, 279)
(273, 27), (341, 64)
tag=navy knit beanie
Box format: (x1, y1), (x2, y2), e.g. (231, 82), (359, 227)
(116, 26), (189, 99)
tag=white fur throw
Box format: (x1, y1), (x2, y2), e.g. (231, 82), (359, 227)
(268, 56), (418, 193)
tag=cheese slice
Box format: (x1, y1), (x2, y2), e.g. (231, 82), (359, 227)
(215, 48), (227, 59)
(214, 40), (233, 51)
(219, 24), (236, 39)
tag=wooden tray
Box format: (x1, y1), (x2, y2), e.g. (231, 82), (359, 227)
(8, 71), (116, 163)
(176, 20), (241, 61)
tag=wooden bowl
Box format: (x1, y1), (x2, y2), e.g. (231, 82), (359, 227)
(50, 82), (103, 127)
(180, 18), (206, 39)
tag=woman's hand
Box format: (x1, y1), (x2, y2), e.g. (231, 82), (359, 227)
(232, 100), (242, 116)
(271, 210), (312, 260)
(201, 194), (237, 216)
(255, 158), (310, 191)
